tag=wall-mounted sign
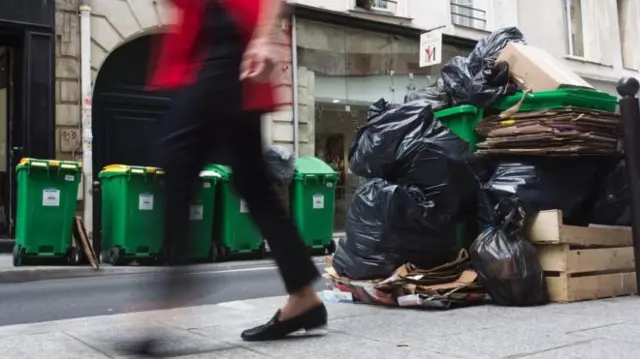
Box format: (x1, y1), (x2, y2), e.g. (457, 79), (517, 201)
(419, 30), (443, 67)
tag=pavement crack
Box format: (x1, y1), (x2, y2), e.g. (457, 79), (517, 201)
(62, 331), (116, 358)
(565, 321), (624, 335)
(501, 338), (596, 358)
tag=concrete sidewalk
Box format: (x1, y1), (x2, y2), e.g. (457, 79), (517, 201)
(2, 295), (640, 358)
(0, 255), (327, 283)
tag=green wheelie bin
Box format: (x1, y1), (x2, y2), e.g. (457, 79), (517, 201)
(187, 168), (220, 262)
(291, 157), (339, 253)
(207, 164), (264, 261)
(14, 158), (82, 266)
(98, 165), (165, 265)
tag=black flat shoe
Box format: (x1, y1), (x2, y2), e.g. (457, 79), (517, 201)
(241, 303), (328, 342)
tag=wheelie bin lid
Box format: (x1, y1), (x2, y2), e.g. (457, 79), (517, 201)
(294, 157), (338, 181)
(98, 164), (165, 179)
(199, 168), (222, 180)
(16, 158), (82, 172)
(203, 164), (231, 181)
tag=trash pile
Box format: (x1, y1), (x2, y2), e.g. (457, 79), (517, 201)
(325, 26), (630, 309)
(331, 98), (481, 280)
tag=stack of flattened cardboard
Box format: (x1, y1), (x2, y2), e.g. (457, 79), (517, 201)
(324, 250), (486, 309)
(475, 107), (621, 156)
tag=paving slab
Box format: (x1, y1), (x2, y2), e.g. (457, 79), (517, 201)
(1, 295), (640, 358)
(0, 332), (111, 359)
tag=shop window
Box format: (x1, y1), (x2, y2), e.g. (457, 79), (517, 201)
(565, 0), (585, 57)
(296, 19), (471, 233)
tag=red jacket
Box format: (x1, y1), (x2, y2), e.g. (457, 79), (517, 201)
(147, 0), (276, 112)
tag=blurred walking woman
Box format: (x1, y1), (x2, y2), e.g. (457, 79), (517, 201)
(140, 0), (326, 350)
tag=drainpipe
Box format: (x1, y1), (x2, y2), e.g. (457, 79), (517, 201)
(291, 15), (300, 157)
(79, 0), (93, 240)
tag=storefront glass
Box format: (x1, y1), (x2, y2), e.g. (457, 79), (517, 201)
(295, 19), (471, 232)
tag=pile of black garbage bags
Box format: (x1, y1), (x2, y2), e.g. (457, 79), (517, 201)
(333, 26), (529, 280)
(332, 98), (484, 279)
(332, 26), (631, 306)
(481, 157), (629, 227)
(471, 156), (628, 307)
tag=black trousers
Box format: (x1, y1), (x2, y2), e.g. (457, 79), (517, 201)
(155, 1), (319, 300)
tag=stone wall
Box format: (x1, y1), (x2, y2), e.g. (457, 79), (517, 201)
(54, 0), (82, 161)
(297, 67), (315, 156)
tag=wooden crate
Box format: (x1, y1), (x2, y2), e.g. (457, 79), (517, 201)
(527, 210), (636, 303)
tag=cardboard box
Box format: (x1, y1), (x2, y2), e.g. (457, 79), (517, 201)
(497, 42), (594, 92)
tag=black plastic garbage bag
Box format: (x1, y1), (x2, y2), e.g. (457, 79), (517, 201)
(470, 197), (548, 306)
(441, 55), (518, 109)
(404, 79), (450, 110)
(441, 27), (525, 108)
(264, 145), (295, 186)
(349, 98), (472, 183)
(348, 98), (431, 180)
(468, 61), (519, 108)
(332, 178), (459, 280)
(441, 56), (474, 106)
(483, 158), (600, 225)
(467, 27), (526, 75)
(591, 159), (631, 226)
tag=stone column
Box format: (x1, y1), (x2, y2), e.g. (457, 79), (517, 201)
(55, 0), (82, 162)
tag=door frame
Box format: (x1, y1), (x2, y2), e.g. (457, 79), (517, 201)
(0, 25), (55, 238)
(0, 31), (23, 238)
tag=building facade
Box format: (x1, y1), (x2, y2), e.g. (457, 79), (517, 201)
(415, 0), (639, 94)
(50, 0), (640, 235)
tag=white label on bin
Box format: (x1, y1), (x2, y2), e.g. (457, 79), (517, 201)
(189, 204), (204, 220)
(327, 182), (333, 188)
(240, 199), (249, 213)
(313, 194), (325, 209)
(203, 182), (212, 188)
(64, 174), (75, 182)
(139, 193), (154, 211)
(42, 188), (60, 207)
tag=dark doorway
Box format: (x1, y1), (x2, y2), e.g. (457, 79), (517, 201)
(0, 0), (55, 252)
(92, 34), (173, 176)
(0, 47), (12, 237)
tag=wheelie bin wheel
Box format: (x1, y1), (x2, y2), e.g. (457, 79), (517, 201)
(12, 244), (23, 267)
(110, 247), (123, 266)
(258, 241), (267, 259)
(218, 244), (229, 262)
(66, 247), (81, 265)
(209, 245), (219, 263)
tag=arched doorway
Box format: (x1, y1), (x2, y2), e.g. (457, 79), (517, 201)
(92, 34), (174, 175)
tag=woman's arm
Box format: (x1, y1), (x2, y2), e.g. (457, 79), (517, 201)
(252, 0), (284, 42)
(240, 0), (283, 81)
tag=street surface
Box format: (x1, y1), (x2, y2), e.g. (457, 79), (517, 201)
(0, 259), (325, 326)
(3, 295), (640, 358)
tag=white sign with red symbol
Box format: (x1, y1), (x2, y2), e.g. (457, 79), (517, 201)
(419, 30), (443, 67)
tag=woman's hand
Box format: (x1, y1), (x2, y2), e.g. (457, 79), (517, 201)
(240, 37), (277, 83)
